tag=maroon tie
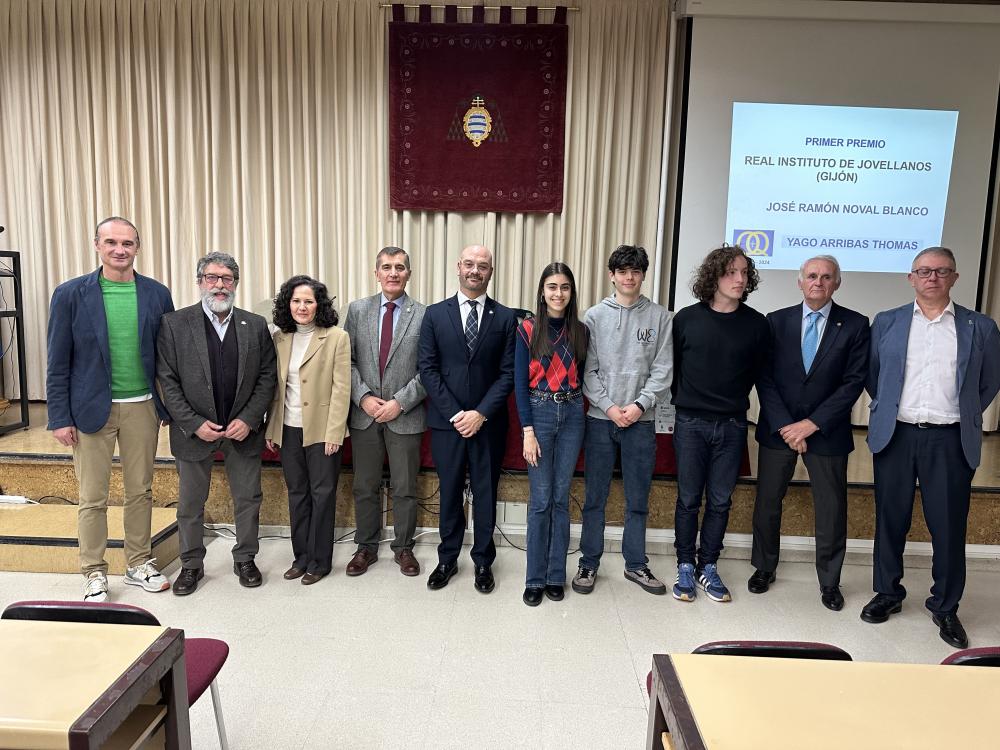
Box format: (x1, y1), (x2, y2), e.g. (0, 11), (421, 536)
(379, 301), (396, 378)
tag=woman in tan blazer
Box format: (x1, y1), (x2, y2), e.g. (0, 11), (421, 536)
(265, 275), (350, 584)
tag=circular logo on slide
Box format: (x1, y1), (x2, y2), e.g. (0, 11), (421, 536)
(734, 229), (773, 256)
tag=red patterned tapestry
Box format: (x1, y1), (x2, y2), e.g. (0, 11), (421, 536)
(388, 4), (568, 213)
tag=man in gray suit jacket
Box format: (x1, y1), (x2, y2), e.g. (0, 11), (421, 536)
(862, 247), (1000, 649)
(156, 252), (277, 596)
(342, 247), (427, 577)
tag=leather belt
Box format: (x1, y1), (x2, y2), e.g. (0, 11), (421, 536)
(529, 388), (582, 403)
(900, 420), (960, 429)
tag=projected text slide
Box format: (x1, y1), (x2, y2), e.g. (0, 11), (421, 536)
(724, 103), (958, 273)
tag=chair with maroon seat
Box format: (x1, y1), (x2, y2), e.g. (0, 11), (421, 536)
(1, 600), (230, 749)
(645, 639), (852, 695)
(941, 647), (1000, 667)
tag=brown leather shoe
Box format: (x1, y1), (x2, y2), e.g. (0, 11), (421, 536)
(394, 549), (420, 576)
(283, 566), (305, 580)
(346, 548), (378, 576)
(301, 572), (325, 585)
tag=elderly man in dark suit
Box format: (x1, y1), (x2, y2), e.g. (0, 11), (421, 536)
(418, 244), (516, 593)
(750, 255), (869, 610)
(342, 246), (427, 577)
(47, 216), (174, 603)
(156, 252), (277, 596)
(862, 246), (1000, 648)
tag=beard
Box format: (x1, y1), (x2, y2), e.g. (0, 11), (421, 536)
(202, 288), (235, 315)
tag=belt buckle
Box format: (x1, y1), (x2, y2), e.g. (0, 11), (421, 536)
(916, 422), (929, 429)
(553, 392), (567, 403)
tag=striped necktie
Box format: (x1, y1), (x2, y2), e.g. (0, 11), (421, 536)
(465, 300), (479, 354)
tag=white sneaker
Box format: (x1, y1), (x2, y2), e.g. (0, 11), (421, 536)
(124, 558), (171, 592)
(84, 571), (109, 602)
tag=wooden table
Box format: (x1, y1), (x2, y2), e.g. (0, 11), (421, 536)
(0, 620), (190, 749)
(647, 652), (1000, 749)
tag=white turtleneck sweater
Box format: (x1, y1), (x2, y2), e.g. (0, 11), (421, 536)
(283, 323), (315, 428)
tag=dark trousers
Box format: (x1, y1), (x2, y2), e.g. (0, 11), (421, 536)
(430, 423), (506, 567)
(751, 444), (848, 587)
(176, 439), (263, 568)
(872, 422), (973, 615)
(280, 426), (340, 576)
(350, 422), (422, 553)
(673, 413), (747, 567)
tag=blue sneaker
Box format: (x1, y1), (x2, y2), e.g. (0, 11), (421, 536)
(697, 564), (732, 602)
(673, 562), (696, 602)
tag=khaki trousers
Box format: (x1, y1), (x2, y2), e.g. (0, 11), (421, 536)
(73, 400), (159, 575)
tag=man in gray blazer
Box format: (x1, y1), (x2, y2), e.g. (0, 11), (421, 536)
(862, 247), (1000, 648)
(342, 247), (427, 576)
(156, 252), (277, 596)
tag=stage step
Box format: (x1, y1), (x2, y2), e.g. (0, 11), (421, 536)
(1, 455), (999, 547)
(0, 505), (179, 574)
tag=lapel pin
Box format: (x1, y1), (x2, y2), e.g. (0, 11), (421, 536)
(240, 321), (247, 325)
(836, 322), (841, 327)
(489, 310), (494, 315)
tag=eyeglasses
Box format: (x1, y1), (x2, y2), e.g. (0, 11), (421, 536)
(200, 273), (237, 287)
(911, 267), (955, 279)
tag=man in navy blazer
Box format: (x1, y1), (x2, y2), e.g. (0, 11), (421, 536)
(750, 255), (869, 610)
(418, 245), (516, 593)
(47, 217), (174, 603)
(862, 247), (1000, 649)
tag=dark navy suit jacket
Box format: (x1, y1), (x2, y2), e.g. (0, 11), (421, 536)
(418, 294), (516, 431)
(46, 268), (174, 434)
(755, 301), (870, 456)
(867, 302), (1000, 469)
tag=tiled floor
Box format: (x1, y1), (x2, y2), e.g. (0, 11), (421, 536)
(2, 539), (998, 749)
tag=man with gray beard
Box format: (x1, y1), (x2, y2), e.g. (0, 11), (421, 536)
(156, 252), (277, 595)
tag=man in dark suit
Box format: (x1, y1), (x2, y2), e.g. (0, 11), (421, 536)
(862, 246), (1000, 648)
(418, 244), (516, 593)
(343, 246), (426, 577)
(750, 255), (869, 610)
(47, 217), (174, 603)
(156, 252), (277, 596)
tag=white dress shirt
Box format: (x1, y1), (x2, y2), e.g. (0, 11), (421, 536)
(801, 300), (833, 345)
(450, 291), (490, 423)
(456, 290), (489, 330)
(898, 301), (960, 425)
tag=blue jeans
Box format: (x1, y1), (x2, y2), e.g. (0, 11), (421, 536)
(525, 394), (585, 587)
(580, 417), (656, 572)
(672, 412), (747, 566)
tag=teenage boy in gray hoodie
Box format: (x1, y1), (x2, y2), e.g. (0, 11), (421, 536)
(573, 245), (673, 595)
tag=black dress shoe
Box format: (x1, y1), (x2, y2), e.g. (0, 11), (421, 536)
(474, 565), (495, 594)
(523, 587), (544, 607)
(860, 593), (902, 623)
(932, 613), (969, 649)
(544, 584), (565, 601)
(747, 569), (775, 594)
(427, 562), (458, 590)
(233, 560), (263, 588)
(821, 585), (844, 611)
(172, 567), (204, 596)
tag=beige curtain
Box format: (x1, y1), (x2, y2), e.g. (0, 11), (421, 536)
(0, 0), (668, 400)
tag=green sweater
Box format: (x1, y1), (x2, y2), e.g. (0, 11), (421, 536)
(99, 276), (149, 399)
